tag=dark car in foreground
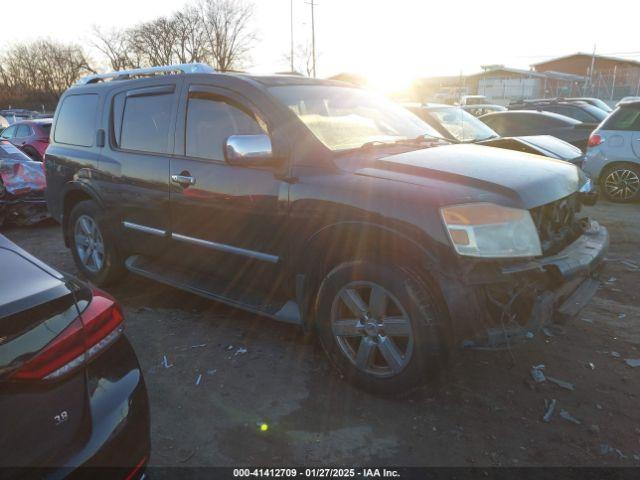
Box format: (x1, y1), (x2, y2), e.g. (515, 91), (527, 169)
(479, 110), (596, 152)
(0, 234), (150, 474)
(407, 103), (586, 165)
(0, 118), (53, 161)
(583, 99), (640, 202)
(46, 64), (607, 394)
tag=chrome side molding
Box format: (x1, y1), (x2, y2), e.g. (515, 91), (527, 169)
(122, 221), (279, 263)
(171, 233), (279, 264)
(122, 221), (167, 237)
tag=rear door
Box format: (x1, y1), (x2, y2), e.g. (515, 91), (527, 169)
(168, 83), (289, 298)
(98, 79), (181, 257)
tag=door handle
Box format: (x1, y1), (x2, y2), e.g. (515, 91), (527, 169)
(171, 174), (196, 186)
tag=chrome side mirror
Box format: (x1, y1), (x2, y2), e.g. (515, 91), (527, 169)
(224, 134), (273, 166)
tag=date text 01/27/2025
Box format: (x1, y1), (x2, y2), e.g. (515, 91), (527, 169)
(232, 468), (401, 478)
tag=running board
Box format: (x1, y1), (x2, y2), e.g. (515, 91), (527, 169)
(125, 255), (302, 325)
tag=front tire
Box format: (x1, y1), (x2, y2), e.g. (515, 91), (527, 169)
(600, 164), (640, 203)
(315, 260), (449, 395)
(69, 200), (125, 286)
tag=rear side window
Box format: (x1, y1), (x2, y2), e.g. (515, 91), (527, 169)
(15, 125), (32, 137)
(602, 107), (640, 131)
(118, 92), (174, 154)
(54, 94), (99, 147)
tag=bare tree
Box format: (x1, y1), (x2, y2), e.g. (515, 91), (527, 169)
(0, 39), (93, 108)
(284, 43), (316, 77)
(172, 6), (210, 64)
(199, 0), (256, 71)
(89, 0), (256, 72)
(128, 17), (178, 67)
(92, 26), (140, 70)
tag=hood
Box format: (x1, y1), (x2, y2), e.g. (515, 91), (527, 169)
(357, 144), (583, 209)
(516, 135), (583, 160)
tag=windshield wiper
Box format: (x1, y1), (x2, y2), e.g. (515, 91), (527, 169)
(405, 133), (459, 145)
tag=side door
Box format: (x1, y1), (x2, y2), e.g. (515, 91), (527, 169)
(168, 83), (289, 300)
(97, 80), (181, 257)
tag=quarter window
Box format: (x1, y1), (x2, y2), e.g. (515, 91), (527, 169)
(15, 125), (32, 137)
(185, 93), (266, 161)
(54, 94), (99, 147)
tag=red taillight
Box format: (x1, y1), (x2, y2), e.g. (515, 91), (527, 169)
(11, 289), (124, 381)
(588, 133), (603, 147)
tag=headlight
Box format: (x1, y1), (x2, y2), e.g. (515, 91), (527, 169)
(440, 203), (542, 258)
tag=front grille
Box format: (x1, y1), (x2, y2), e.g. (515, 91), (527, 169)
(530, 194), (582, 255)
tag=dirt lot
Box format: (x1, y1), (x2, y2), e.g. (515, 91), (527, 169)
(3, 200), (640, 467)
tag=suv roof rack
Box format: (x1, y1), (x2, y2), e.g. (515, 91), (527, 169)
(75, 63), (215, 85)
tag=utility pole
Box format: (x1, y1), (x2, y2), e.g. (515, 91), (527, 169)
(610, 65), (617, 101)
(290, 0), (294, 72)
(306, 0), (317, 77)
(588, 44), (596, 95)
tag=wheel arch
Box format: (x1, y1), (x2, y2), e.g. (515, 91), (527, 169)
(61, 183), (104, 247)
(293, 221), (447, 331)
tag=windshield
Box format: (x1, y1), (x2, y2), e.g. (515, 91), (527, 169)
(428, 107), (498, 142)
(269, 85), (443, 151)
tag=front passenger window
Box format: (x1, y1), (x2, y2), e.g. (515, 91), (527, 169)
(186, 94), (266, 161)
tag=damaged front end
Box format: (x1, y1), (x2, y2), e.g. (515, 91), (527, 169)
(442, 194), (608, 349)
(0, 143), (49, 227)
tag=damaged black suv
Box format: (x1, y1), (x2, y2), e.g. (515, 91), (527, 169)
(45, 64), (608, 394)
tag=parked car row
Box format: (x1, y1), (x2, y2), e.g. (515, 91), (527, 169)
(413, 95), (639, 202)
(406, 103), (586, 166)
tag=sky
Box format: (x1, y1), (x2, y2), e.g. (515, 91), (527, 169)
(2, 0), (639, 91)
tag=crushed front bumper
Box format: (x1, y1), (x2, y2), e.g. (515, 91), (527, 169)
(439, 220), (608, 349)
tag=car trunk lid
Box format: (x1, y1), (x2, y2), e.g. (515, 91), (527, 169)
(0, 244), (89, 467)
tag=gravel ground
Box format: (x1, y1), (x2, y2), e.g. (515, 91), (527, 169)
(2, 200), (640, 467)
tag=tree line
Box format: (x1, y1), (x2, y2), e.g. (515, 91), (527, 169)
(0, 0), (256, 110)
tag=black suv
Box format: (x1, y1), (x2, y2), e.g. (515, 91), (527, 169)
(508, 98), (608, 124)
(46, 64), (608, 394)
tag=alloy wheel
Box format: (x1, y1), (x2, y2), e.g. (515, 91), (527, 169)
(74, 214), (105, 273)
(330, 281), (414, 378)
(604, 168), (640, 201)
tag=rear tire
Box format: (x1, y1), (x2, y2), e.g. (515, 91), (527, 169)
(600, 163), (640, 203)
(315, 260), (449, 395)
(68, 200), (126, 286)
